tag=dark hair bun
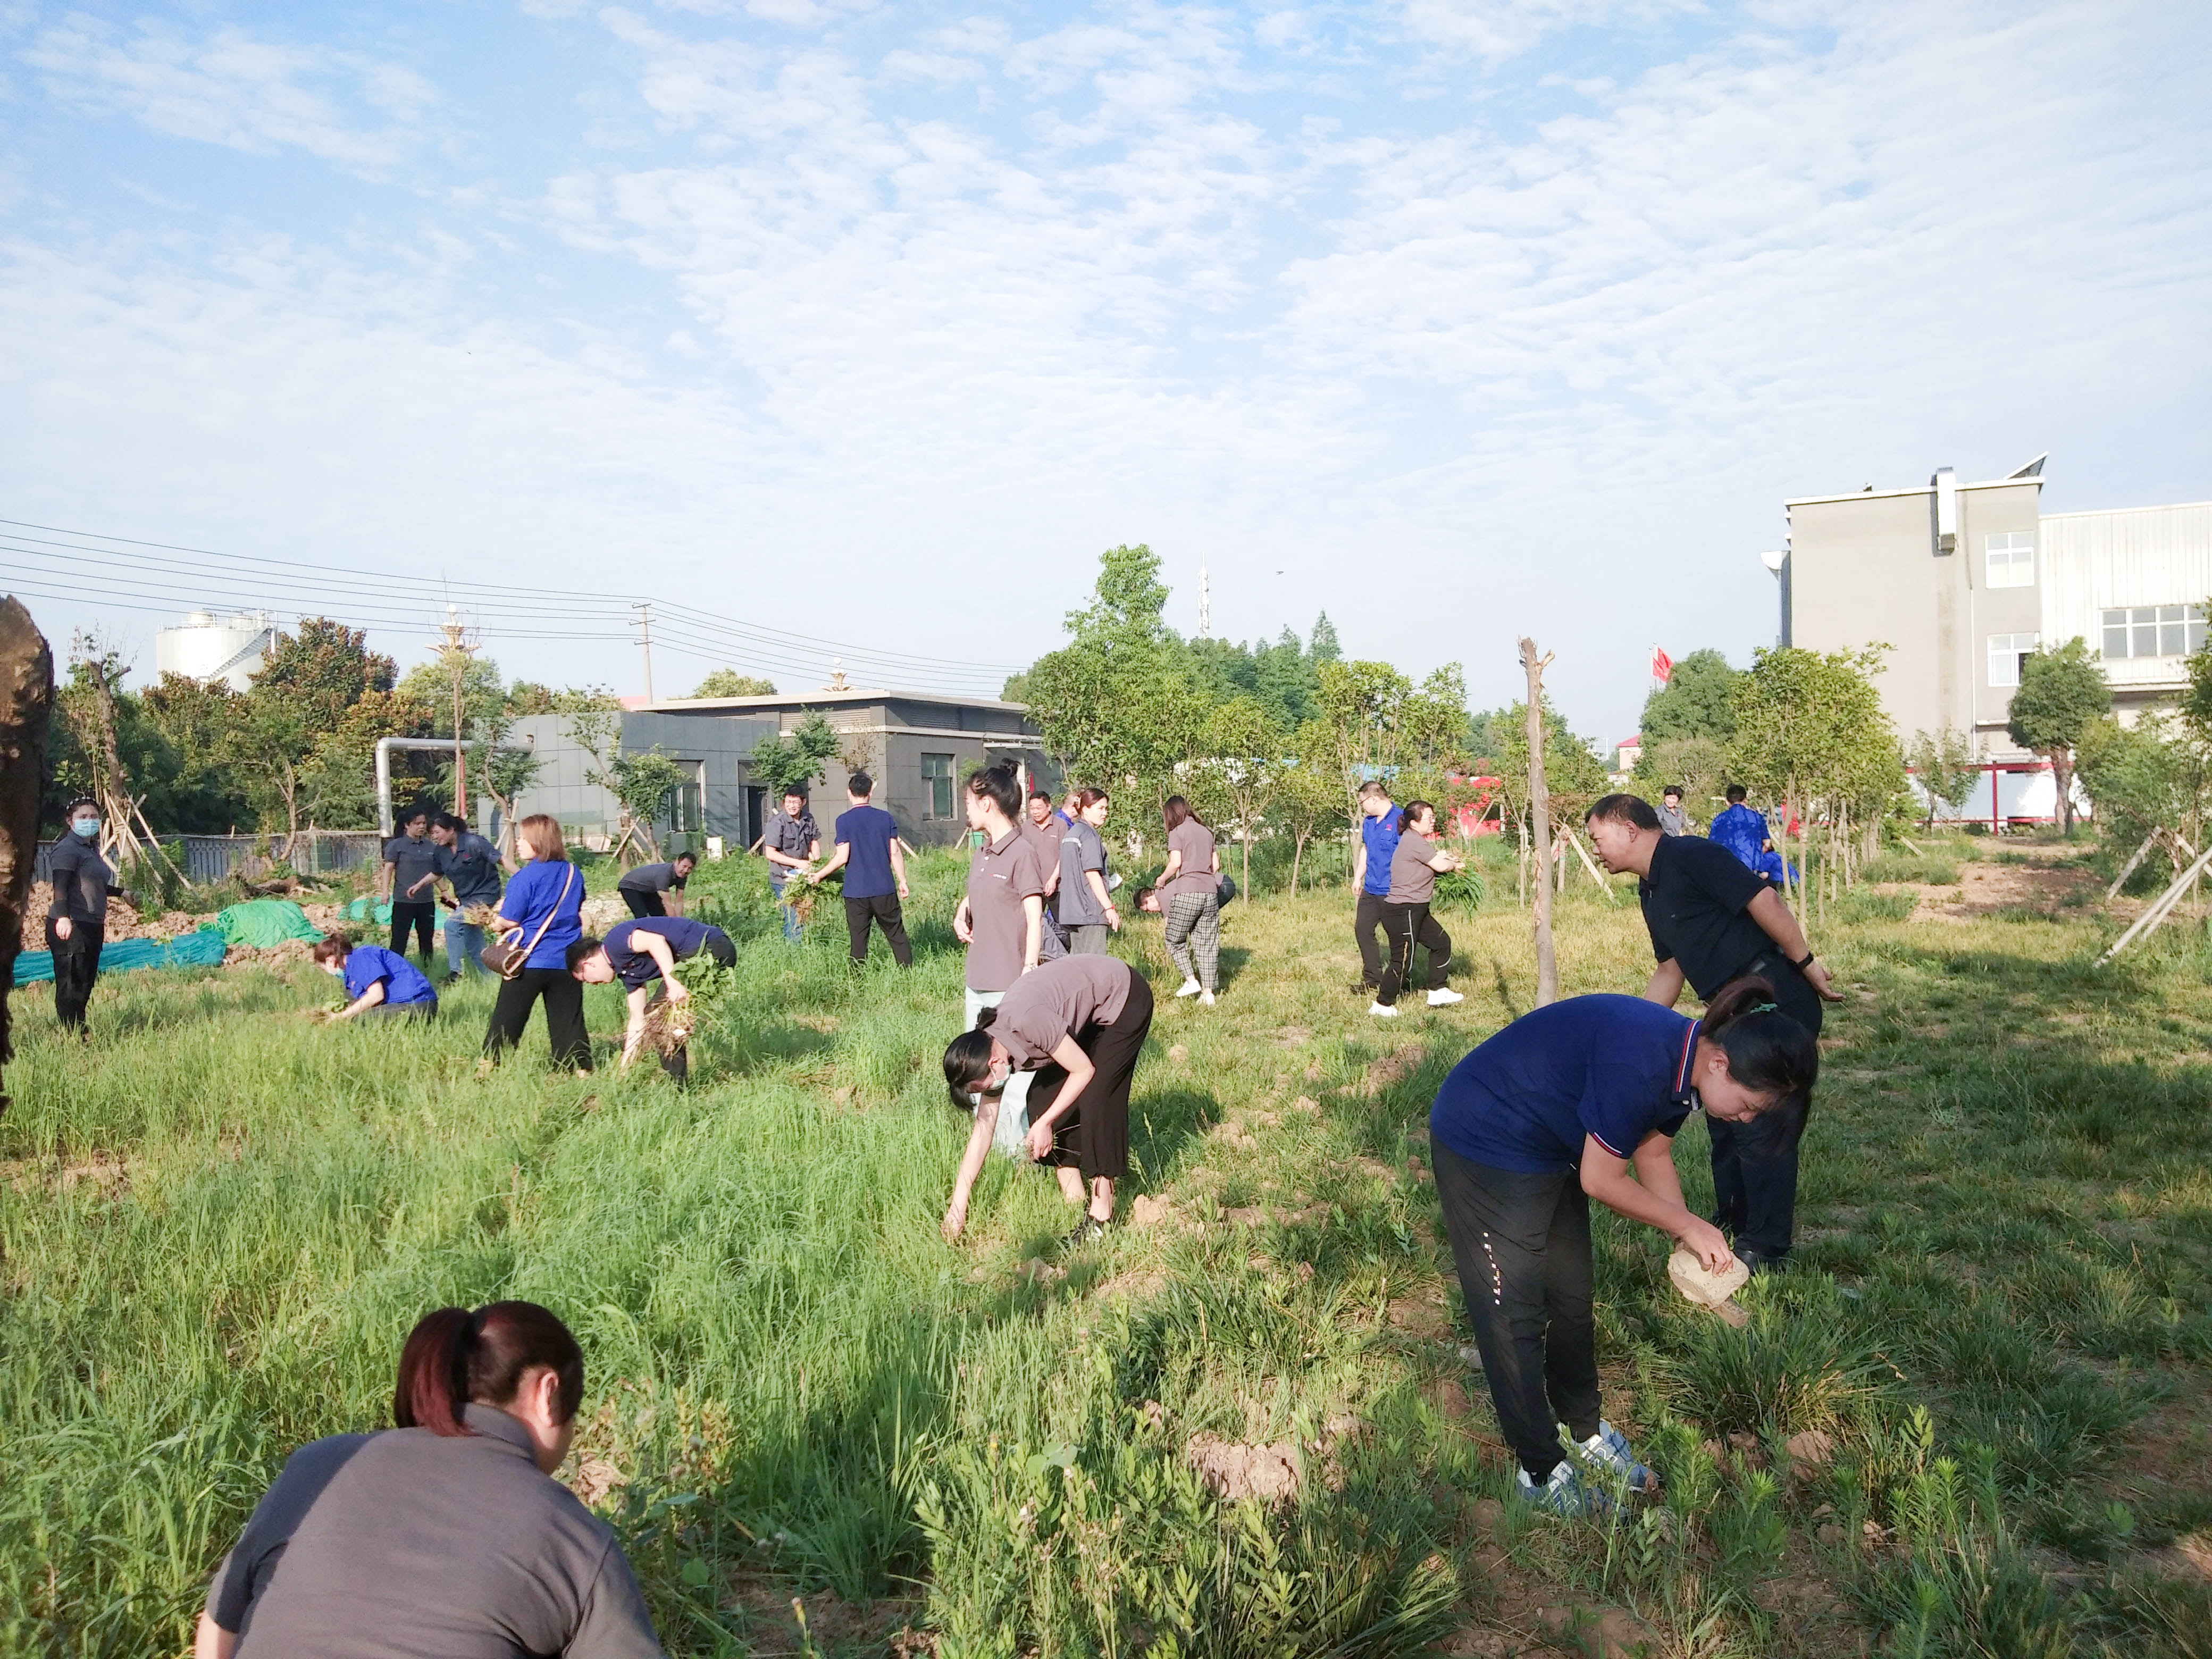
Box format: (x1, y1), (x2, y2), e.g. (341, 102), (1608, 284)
(974, 1004), (998, 1030)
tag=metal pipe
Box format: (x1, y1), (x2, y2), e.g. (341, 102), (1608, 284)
(375, 736), (482, 835)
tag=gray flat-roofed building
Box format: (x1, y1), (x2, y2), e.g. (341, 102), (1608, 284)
(506, 689), (1053, 851)
(1782, 458), (2211, 759)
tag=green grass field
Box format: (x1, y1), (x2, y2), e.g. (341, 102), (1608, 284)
(4, 837), (2210, 1656)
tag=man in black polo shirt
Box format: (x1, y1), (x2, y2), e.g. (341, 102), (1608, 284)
(1585, 792), (1841, 1272)
(380, 806), (441, 971)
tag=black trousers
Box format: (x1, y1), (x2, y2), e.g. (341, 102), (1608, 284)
(359, 995), (438, 1024)
(47, 919), (102, 1032)
(1433, 1142), (1600, 1481)
(843, 893), (912, 967)
(1705, 951), (1823, 1260)
(621, 889), (666, 918)
(389, 901), (437, 965)
(1028, 973), (1154, 1184)
(656, 928), (736, 1083)
(1376, 901), (1450, 1005)
(1354, 892), (1390, 986)
(482, 968), (592, 1071)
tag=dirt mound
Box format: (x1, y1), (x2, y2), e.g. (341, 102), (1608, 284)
(18, 888), (208, 949)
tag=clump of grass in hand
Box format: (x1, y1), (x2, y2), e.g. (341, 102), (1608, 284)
(640, 958), (739, 1056)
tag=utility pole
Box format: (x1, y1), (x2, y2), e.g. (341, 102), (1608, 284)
(1198, 564), (1211, 640)
(435, 606), (477, 820)
(1519, 636), (1558, 1007)
(633, 602), (655, 703)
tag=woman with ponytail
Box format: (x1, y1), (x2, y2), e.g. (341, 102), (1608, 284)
(1425, 978), (1815, 1518)
(940, 953), (1154, 1248)
(194, 1302), (662, 1658)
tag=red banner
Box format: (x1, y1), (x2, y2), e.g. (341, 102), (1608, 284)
(1650, 645), (1673, 683)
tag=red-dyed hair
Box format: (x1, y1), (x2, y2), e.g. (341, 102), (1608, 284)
(391, 1301), (585, 1436)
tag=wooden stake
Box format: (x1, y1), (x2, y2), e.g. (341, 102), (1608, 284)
(1561, 825), (1617, 902)
(1519, 638), (1557, 1006)
(2106, 831), (2159, 901)
(2100, 841), (2212, 963)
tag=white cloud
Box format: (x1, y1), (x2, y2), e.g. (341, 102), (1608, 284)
(23, 18), (440, 176)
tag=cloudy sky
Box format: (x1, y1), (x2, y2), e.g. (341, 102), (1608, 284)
(2, 1), (2206, 736)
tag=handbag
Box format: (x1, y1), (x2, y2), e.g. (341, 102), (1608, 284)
(1214, 872), (1238, 908)
(480, 864), (576, 981)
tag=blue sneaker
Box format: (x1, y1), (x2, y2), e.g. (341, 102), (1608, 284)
(1577, 1421), (1657, 1493)
(1514, 1459), (1612, 1518)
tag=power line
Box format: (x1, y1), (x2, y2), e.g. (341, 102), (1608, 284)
(0, 515), (1026, 676)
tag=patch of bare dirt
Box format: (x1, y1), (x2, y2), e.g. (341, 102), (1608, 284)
(724, 1581), (925, 1656)
(1916, 851), (2102, 921)
(1359, 1042), (1428, 1097)
(2, 1152), (130, 1198)
(18, 888), (207, 949)
(1184, 1414), (1365, 1504)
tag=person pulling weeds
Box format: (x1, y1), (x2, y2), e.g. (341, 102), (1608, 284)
(312, 933), (439, 1024)
(1427, 978), (1816, 1516)
(567, 916), (734, 1082)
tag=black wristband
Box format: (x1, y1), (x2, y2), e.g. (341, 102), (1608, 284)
(1791, 951), (1814, 970)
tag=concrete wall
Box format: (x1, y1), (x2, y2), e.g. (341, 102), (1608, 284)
(2041, 501), (2212, 723)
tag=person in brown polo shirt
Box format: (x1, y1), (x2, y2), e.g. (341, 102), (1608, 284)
(953, 766), (1048, 1159)
(1025, 788), (1068, 959)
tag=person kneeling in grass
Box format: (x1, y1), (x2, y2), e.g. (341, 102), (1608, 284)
(313, 933), (439, 1023)
(939, 954), (1155, 1250)
(1427, 977), (1815, 1516)
(567, 917), (734, 1082)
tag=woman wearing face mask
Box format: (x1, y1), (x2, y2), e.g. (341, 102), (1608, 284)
(192, 1301), (662, 1658)
(46, 795), (129, 1036)
(1425, 977), (1816, 1516)
(309, 933), (439, 1023)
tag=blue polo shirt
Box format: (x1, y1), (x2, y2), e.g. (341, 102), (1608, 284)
(833, 805), (900, 900)
(342, 944), (436, 1007)
(1361, 814), (1402, 897)
(602, 917), (714, 990)
(1429, 994), (1699, 1174)
(498, 860), (584, 971)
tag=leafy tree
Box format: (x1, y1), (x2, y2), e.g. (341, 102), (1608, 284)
(2006, 637), (2109, 835)
(1905, 727), (1982, 828)
(1309, 613), (1342, 663)
(2077, 713), (2211, 876)
(140, 673), (253, 832)
(1190, 696), (1288, 893)
(1316, 659), (1411, 836)
(1474, 698), (1610, 823)
(1271, 725), (1347, 894)
(691, 669), (778, 698)
(1024, 545), (1208, 820)
(257, 618), (396, 732)
(1730, 645), (1904, 912)
(749, 714), (845, 800)
(396, 655), (506, 737)
(602, 746), (689, 860)
(506, 681), (559, 716)
(1633, 734), (1730, 822)
(1639, 648), (1741, 744)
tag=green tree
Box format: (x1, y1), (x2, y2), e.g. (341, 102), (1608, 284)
(749, 714), (845, 800)
(2006, 638), (2109, 835)
(257, 618), (396, 731)
(1024, 545), (1209, 824)
(139, 673), (252, 832)
(1633, 734), (1730, 822)
(1271, 724), (1347, 894)
(1191, 696), (1288, 894)
(1905, 727), (1981, 828)
(1639, 648), (1741, 744)
(602, 746), (689, 860)
(691, 669), (778, 698)
(2078, 713), (2211, 876)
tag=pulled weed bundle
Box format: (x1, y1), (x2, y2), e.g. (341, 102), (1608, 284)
(639, 957), (738, 1055)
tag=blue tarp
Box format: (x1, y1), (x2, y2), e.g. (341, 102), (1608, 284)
(12, 927), (229, 986)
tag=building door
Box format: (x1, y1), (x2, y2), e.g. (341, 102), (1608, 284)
(744, 785), (766, 851)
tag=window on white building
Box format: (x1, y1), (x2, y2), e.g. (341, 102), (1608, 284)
(1984, 531), (2035, 588)
(2101, 604), (2206, 660)
(1988, 632), (2039, 689)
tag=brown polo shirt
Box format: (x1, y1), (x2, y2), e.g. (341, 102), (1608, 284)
(993, 955), (1135, 1068)
(1025, 816), (1063, 896)
(965, 826), (1046, 992)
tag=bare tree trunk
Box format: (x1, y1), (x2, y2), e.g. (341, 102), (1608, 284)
(1520, 638), (1557, 1007)
(1290, 832), (1305, 895)
(0, 600), (55, 1116)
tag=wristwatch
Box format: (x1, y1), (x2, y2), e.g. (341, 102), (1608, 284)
(1790, 951), (1815, 970)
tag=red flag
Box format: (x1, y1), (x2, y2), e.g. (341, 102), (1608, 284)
(1650, 646), (1673, 683)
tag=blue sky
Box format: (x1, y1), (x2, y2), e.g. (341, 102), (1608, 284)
(2, 1), (2207, 736)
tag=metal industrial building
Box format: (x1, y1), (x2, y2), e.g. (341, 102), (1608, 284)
(505, 688), (1054, 852)
(1780, 458), (2211, 761)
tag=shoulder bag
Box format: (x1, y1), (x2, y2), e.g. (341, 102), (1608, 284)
(481, 863), (576, 981)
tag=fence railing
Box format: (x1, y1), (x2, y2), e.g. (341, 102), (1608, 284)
(33, 831), (384, 889)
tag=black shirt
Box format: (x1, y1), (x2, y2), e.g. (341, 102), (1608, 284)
(616, 861), (688, 896)
(207, 1404), (663, 1657)
(384, 833), (441, 901)
(48, 834), (113, 927)
(433, 833), (505, 907)
(1637, 832), (1777, 999)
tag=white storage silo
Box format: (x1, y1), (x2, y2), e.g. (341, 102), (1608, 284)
(154, 610), (277, 692)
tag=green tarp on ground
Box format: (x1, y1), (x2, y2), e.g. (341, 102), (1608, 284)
(11, 927), (230, 987)
(343, 897), (395, 925)
(214, 900), (325, 948)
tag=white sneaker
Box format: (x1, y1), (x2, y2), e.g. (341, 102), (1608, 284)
(1368, 1001), (1398, 1018)
(1175, 978), (1203, 998)
(1427, 988), (1464, 1007)
(1199, 991), (1216, 1007)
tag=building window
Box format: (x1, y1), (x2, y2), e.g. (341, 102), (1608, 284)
(1988, 632), (2039, 689)
(2101, 604), (2206, 660)
(921, 752), (954, 819)
(1984, 531), (2035, 588)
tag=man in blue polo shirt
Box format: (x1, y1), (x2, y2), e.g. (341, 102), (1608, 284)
(808, 772), (912, 968)
(428, 812), (505, 982)
(1350, 781), (1400, 994)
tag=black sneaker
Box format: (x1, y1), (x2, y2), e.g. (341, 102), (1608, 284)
(1063, 1213), (1110, 1250)
(1735, 1247), (1789, 1277)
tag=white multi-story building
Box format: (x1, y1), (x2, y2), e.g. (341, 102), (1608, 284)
(1780, 459), (2210, 760)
